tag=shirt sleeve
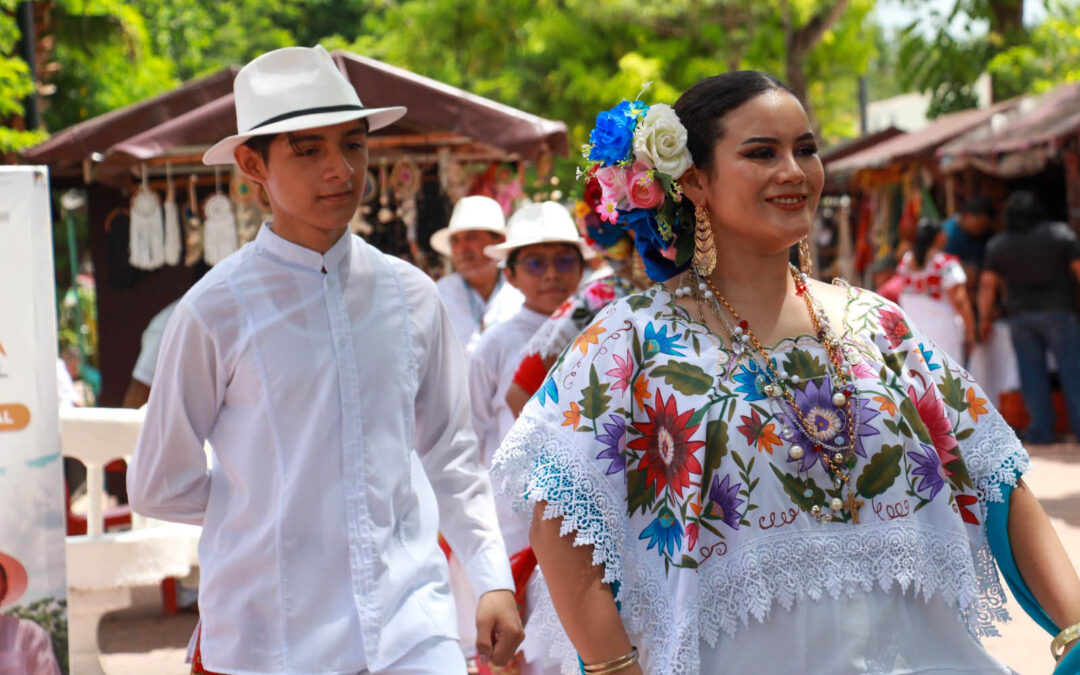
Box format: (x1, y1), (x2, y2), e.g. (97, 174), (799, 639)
(939, 255), (967, 290)
(17, 620), (62, 675)
(414, 298), (514, 598)
(468, 340), (499, 467)
(127, 300), (222, 525)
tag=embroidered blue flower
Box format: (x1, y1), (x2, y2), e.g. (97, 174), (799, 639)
(642, 322), (685, 357)
(639, 506), (683, 557)
(588, 100), (640, 164)
(706, 473), (745, 530)
(732, 360), (769, 402)
(908, 443), (946, 500)
(535, 376), (559, 406)
(917, 343), (942, 371)
(595, 415), (628, 475)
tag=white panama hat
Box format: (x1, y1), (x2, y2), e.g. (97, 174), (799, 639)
(203, 45), (407, 165)
(429, 195), (507, 257)
(483, 201), (594, 262)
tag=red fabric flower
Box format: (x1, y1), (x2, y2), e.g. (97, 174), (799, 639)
(629, 390), (705, 498)
(583, 170), (603, 210)
(878, 307), (914, 349)
(907, 384), (960, 472)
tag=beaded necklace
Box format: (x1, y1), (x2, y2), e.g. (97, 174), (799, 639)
(675, 265), (864, 523)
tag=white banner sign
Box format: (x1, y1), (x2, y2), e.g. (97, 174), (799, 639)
(0, 166), (68, 674)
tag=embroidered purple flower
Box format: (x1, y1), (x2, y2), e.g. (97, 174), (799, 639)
(639, 506), (684, 557)
(642, 322), (685, 357)
(596, 415), (628, 475)
(908, 443), (947, 500)
(706, 473), (744, 530)
(779, 375), (880, 472)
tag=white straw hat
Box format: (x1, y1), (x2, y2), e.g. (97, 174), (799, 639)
(483, 201), (593, 262)
(203, 45), (407, 165)
(429, 196), (507, 257)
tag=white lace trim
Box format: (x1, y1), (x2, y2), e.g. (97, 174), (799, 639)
(492, 413), (1031, 675)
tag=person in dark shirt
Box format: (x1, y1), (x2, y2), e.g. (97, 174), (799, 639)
(979, 190), (1080, 444)
(944, 197), (996, 286)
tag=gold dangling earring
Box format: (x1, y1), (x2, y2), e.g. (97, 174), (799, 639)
(692, 204), (716, 277)
(798, 236), (814, 279)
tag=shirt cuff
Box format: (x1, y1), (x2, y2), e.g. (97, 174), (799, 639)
(462, 543), (515, 597)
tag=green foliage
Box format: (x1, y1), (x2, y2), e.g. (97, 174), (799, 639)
(0, 0), (47, 151)
(987, 1), (1080, 94)
(5, 597), (69, 675)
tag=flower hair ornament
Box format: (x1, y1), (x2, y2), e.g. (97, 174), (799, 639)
(580, 89), (696, 281)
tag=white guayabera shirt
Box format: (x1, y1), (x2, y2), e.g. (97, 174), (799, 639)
(129, 225), (513, 675)
(436, 271), (524, 357)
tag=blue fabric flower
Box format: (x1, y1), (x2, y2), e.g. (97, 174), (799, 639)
(535, 376), (559, 407)
(586, 219), (627, 249)
(618, 208), (688, 281)
(588, 100), (639, 164)
(639, 506), (683, 557)
(643, 322), (685, 357)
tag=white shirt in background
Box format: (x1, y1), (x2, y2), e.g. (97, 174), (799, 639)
(131, 300), (179, 387)
(436, 272), (523, 357)
(128, 225), (513, 675)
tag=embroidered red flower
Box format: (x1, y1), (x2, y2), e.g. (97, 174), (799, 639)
(878, 307), (914, 349)
(907, 384), (960, 473)
(629, 390), (705, 498)
(736, 409), (781, 454)
(955, 494), (979, 525)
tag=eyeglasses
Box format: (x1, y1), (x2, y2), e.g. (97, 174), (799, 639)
(512, 253), (582, 277)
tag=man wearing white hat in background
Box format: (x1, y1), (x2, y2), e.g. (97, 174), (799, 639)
(127, 45), (522, 675)
(432, 196), (524, 356)
(466, 201), (589, 675)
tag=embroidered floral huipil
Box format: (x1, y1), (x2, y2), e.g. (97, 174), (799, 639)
(492, 283), (1029, 675)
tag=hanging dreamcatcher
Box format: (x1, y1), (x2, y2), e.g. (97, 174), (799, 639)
(203, 166), (239, 266)
(129, 164), (166, 270)
(184, 177), (204, 267)
(391, 157), (422, 259)
(163, 163), (182, 266)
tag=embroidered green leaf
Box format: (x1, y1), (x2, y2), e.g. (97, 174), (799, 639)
(679, 555), (699, 569)
(956, 427), (975, 441)
(856, 444), (904, 498)
(784, 349), (827, 383)
(770, 464), (826, 512)
(884, 350), (909, 376)
(936, 367), (968, 413)
(651, 361), (713, 397)
(899, 398), (932, 444)
(632, 328), (643, 365)
(701, 419), (729, 496)
(882, 417), (900, 436)
(626, 468), (655, 517)
(627, 294), (654, 312)
(579, 365), (612, 421)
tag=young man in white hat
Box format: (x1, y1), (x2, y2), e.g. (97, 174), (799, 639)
(466, 201), (588, 675)
(127, 45), (522, 675)
(432, 196), (524, 356)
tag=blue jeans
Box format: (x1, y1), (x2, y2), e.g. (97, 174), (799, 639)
(1007, 310), (1080, 442)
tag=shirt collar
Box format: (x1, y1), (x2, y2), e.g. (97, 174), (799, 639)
(255, 222), (353, 273)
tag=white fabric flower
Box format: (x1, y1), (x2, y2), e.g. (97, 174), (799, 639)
(632, 103), (693, 179)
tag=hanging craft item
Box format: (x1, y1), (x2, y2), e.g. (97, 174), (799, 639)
(441, 153), (471, 204)
(377, 159), (394, 224)
(349, 170), (377, 237)
(184, 176), (204, 267)
(163, 163), (182, 266)
(203, 166), (239, 266)
(391, 157), (422, 258)
(129, 164), (166, 270)
(230, 166), (269, 245)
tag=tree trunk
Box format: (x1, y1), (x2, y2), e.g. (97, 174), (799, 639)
(784, 0), (850, 130)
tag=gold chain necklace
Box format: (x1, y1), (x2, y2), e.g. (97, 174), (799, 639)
(676, 266), (864, 523)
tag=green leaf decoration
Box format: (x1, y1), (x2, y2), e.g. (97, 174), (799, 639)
(856, 444), (904, 498)
(956, 427), (975, 441)
(632, 328), (643, 365)
(769, 464), (826, 511)
(579, 365), (612, 421)
(784, 349), (828, 383)
(626, 468), (655, 517)
(899, 398), (932, 444)
(884, 350), (909, 376)
(651, 361), (714, 396)
(882, 417), (900, 436)
(679, 555), (699, 569)
(701, 419), (729, 495)
(627, 294), (654, 312)
(936, 367), (968, 413)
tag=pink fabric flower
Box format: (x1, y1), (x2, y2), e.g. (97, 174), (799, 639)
(597, 197), (620, 224)
(627, 161), (664, 210)
(595, 165), (630, 207)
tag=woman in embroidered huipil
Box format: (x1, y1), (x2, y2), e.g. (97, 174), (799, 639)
(491, 72), (1080, 675)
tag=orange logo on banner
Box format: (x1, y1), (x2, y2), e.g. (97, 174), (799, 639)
(0, 404), (30, 431)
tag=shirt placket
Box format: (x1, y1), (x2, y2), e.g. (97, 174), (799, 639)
(323, 268), (381, 655)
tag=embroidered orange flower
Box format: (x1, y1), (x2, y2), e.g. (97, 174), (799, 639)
(873, 394), (898, 417)
(572, 323), (607, 355)
(562, 401), (582, 430)
(966, 387), (988, 422)
(736, 409), (781, 454)
(632, 374), (651, 411)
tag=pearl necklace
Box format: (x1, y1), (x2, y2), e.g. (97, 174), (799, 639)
(675, 265), (864, 523)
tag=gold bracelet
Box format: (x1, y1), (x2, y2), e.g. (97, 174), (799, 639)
(1052, 622), (1080, 662)
(583, 646), (639, 674)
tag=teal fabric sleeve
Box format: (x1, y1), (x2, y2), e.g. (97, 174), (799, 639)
(985, 475), (1080, 674)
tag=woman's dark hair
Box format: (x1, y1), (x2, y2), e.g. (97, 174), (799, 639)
(673, 71), (797, 173)
(912, 217), (942, 268)
(1003, 190), (1045, 233)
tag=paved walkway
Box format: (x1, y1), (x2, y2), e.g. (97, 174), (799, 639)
(98, 443), (1080, 674)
